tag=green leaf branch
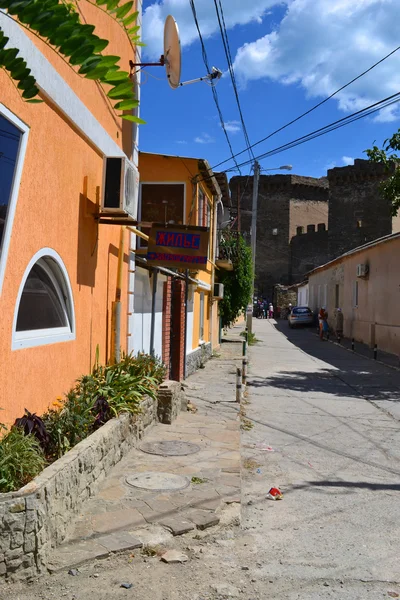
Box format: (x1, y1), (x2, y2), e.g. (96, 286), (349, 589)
(0, 0), (143, 120)
(365, 130), (400, 216)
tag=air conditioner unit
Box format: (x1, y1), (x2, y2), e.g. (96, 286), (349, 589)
(101, 157), (139, 220)
(356, 263), (369, 277)
(213, 283), (224, 299)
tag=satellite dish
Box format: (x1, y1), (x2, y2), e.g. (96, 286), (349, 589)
(164, 15), (181, 89)
(128, 14), (222, 90)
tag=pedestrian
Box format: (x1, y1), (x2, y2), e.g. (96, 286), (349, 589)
(318, 307), (328, 340)
(335, 307), (343, 340)
(269, 303), (274, 319)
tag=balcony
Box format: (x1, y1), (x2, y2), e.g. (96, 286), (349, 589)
(216, 229), (239, 271)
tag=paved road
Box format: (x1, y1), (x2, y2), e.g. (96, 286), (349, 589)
(242, 318), (400, 599)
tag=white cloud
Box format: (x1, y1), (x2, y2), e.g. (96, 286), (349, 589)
(221, 120), (241, 133)
(142, 0), (279, 59)
(325, 161), (336, 170)
(194, 133), (215, 144)
(176, 140), (188, 144)
(232, 0), (400, 122)
(342, 156), (354, 166)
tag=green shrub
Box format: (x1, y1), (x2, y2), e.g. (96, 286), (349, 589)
(41, 390), (95, 459)
(41, 353), (163, 459)
(0, 425), (46, 493)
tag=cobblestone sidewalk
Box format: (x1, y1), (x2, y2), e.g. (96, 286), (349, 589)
(49, 327), (244, 572)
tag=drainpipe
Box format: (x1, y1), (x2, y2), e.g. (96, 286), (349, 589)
(149, 268), (158, 356)
(183, 269), (189, 379)
(111, 226), (125, 363)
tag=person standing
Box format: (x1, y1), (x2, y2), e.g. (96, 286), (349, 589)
(269, 303), (274, 319)
(318, 307), (328, 340)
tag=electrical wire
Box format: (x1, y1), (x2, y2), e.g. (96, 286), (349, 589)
(189, 0), (242, 174)
(213, 0), (255, 162)
(223, 92), (400, 173)
(212, 43), (400, 171)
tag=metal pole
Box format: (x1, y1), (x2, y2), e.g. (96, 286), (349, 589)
(236, 367), (242, 403)
(248, 161), (260, 335)
(351, 338), (355, 351)
(242, 340), (247, 356)
(242, 356), (247, 386)
(373, 344), (377, 360)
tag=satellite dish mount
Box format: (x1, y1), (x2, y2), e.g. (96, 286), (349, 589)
(129, 15), (222, 89)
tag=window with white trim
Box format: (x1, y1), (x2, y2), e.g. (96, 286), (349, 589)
(0, 106), (29, 295)
(12, 250), (75, 350)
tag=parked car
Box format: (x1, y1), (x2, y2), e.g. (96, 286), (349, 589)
(288, 306), (314, 328)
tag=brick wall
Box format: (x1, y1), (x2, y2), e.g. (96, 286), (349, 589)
(162, 279), (172, 379)
(171, 279), (185, 382)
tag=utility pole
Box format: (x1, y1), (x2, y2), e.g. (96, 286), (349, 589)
(247, 160), (260, 334)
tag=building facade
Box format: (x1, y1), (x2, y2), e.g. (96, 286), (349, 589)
(131, 152), (226, 380)
(0, 2), (141, 424)
(308, 233), (400, 356)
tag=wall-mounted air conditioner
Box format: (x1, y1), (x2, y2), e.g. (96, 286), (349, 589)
(102, 157), (139, 220)
(213, 283), (224, 299)
(356, 263), (369, 278)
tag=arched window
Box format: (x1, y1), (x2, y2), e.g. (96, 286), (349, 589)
(12, 249), (75, 350)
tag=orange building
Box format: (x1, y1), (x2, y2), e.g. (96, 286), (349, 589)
(132, 152), (229, 378)
(0, 3), (141, 424)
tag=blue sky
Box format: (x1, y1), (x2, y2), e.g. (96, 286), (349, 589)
(139, 0), (400, 180)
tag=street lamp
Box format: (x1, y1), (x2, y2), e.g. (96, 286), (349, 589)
(247, 162), (294, 333)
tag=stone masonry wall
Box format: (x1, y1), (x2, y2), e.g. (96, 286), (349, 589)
(230, 174), (328, 298)
(157, 380), (186, 424)
(186, 342), (212, 377)
(328, 159), (394, 259)
(0, 386), (183, 582)
(290, 229), (330, 284)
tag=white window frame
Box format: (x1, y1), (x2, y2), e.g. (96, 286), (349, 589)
(12, 248), (75, 350)
(0, 104), (30, 296)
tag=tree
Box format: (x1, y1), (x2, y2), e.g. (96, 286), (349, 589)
(0, 0), (142, 121)
(365, 130), (400, 216)
(218, 231), (253, 329)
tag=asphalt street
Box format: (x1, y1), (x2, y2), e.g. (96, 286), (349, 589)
(242, 318), (400, 598)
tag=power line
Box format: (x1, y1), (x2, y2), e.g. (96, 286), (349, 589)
(189, 0), (242, 174)
(213, 0), (255, 162)
(193, 91), (400, 187)
(224, 92), (400, 173)
(212, 43), (400, 171)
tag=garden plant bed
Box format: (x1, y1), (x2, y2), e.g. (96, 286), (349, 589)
(0, 381), (184, 582)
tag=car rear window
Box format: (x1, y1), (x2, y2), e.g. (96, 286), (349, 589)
(293, 307), (312, 314)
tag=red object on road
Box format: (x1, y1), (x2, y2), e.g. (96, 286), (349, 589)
(267, 487), (283, 500)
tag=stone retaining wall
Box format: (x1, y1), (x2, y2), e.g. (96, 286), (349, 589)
(0, 386), (182, 581)
(186, 342), (212, 377)
(157, 381), (186, 424)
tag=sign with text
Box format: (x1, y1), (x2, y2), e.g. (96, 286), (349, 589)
(147, 224), (209, 270)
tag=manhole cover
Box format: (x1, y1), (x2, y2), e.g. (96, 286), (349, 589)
(139, 440), (201, 456)
(125, 472), (190, 492)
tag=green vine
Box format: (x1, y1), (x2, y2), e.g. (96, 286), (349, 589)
(0, 0), (143, 121)
(218, 231), (253, 329)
